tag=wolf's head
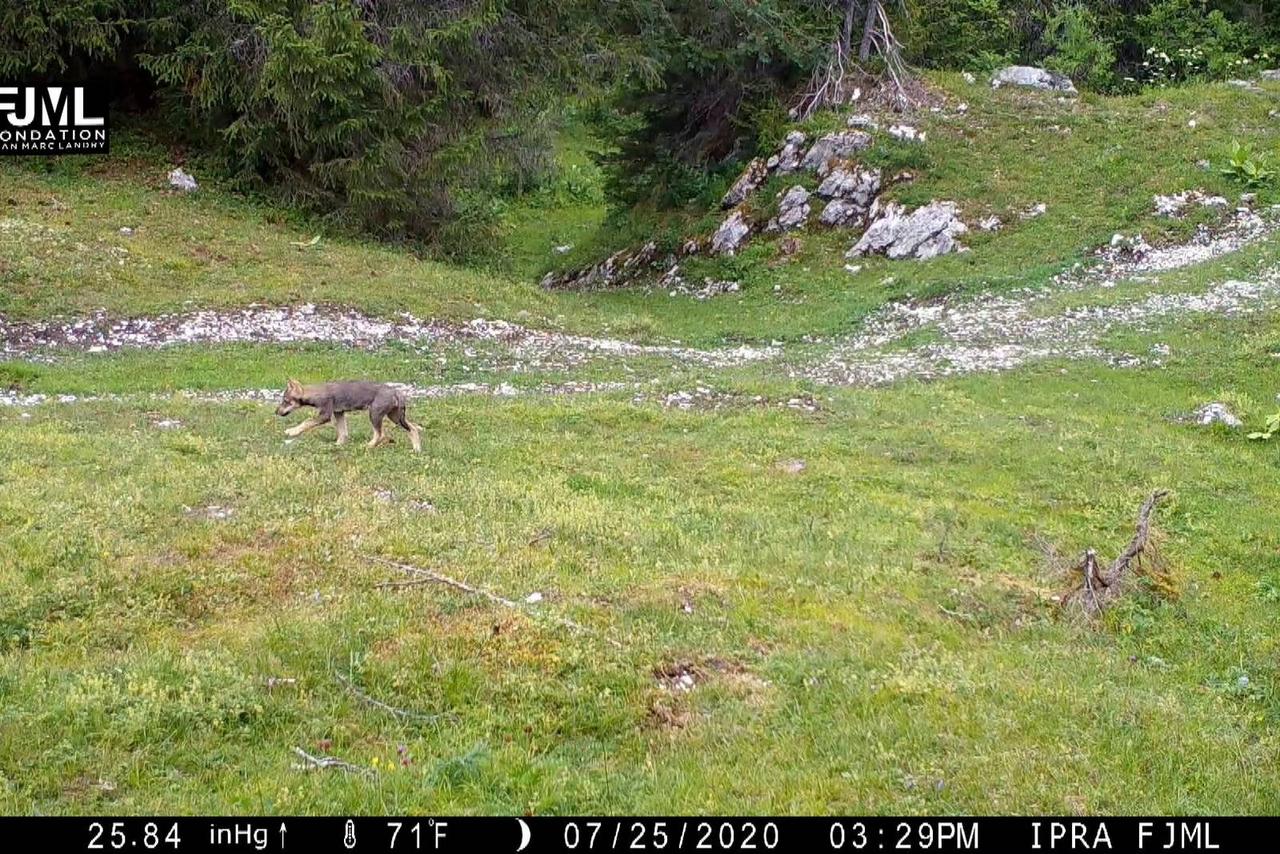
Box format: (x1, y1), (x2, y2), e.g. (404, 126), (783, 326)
(276, 379), (304, 416)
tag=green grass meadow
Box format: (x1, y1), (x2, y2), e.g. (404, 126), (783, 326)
(1, 75), (1279, 814)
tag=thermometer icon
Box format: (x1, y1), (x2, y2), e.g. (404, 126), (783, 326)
(344, 820), (357, 849)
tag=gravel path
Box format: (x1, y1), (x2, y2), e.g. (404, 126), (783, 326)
(2, 214), (1278, 407)
(0, 306), (776, 370)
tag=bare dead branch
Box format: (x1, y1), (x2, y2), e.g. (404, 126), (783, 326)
(1102, 489), (1169, 587)
(1063, 490), (1172, 617)
(366, 554), (624, 649)
(372, 577), (440, 590)
(333, 671), (450, 723)
(793, 1), (919, 120)
(291, 746), (373, 777)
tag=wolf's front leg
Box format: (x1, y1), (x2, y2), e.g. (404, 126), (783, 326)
(334, 412), (349, 445)
(285, 418), (317, 437)
(286, 411), (330, 437)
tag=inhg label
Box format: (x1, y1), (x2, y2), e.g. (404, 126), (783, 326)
(0, 84), (108, 155)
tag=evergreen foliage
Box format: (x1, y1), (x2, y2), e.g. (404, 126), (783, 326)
(2, 1), (1276, 232)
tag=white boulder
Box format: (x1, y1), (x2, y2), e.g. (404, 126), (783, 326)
(991, 66), (1078, 97)
(168, 168), (198, 193)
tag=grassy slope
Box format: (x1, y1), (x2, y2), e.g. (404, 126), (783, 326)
(550, 74), (1280, 342)
(2, 333), (1278, 813)
(1, 77), (1279, 814)
(2, 76), (1277, 346)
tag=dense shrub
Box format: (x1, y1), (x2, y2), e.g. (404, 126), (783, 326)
(900, 0), (1017, 71)
(2, 1), (612, 255)
(595, 0), (832, 208)
(1041, 4), (1115, 91)
(902, 1), (1277, 91)
(1133, 0), (1269, 85)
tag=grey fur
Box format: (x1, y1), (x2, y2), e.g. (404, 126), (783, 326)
(276, 379), (422, 451)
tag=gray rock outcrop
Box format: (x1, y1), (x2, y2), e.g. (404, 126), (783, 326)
(540, 241), (658, 289)
(800, 130), (872, 176)
(816, 165), (880, 206)
(1195, 402), (1242, 428)
(991, 66), (1078, 97)
(770, 186), (812, 232)
(767, 131), (807, 175)
(711, 209), (753, 255)
(721, 157), (769, 209)
(820, 199), (865, 227)
(168, 168), (198, 193)
(848, 200), (968, 260)
(815, 165), (880, 227)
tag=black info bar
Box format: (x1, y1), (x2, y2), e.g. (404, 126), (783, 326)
(0, 817), (1263, 853)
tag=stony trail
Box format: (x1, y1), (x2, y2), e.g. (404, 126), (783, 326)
(3, 218), (1279, 407)
(0, 305), (777, 370)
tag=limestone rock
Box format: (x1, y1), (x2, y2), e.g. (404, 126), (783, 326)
(990, 66), (1078, 97)
(541, 241), (658, 290)
(711, 208), (753, 255)
(1261, 70), (1280, 81)
(721, 157), (769, 209)
(819, 199), (865, 227)
(1195, 402), (1242, 428)
(771, 186), (811, 232)
(800, 131), (872, 176)
(767, 130), (807, 175)
(848, 200), (968, 261)
(816, 165), (880, 205)
(815, 165), (880, 227)
(168, 168), (198, 193)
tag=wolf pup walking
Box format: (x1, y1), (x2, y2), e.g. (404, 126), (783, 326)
(276, 379), (422, 452)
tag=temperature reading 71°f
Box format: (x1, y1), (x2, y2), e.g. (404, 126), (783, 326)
(387, 820), (449, 850)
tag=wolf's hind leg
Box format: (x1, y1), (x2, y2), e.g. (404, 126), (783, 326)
(391, 406), (422, 453)
(367, 409), (391, 448)
(334, 412), (349, 445)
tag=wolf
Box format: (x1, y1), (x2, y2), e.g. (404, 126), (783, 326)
(275, 379), (422, 452)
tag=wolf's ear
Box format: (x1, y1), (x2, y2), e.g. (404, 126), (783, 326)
(286, 378), (301, 393)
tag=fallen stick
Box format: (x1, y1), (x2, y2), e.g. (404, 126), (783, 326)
(333, 671), (450, 723)
(372, 578), (439, 590)
(366, 554), (624, 649)
(291, 746), (373, 777)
